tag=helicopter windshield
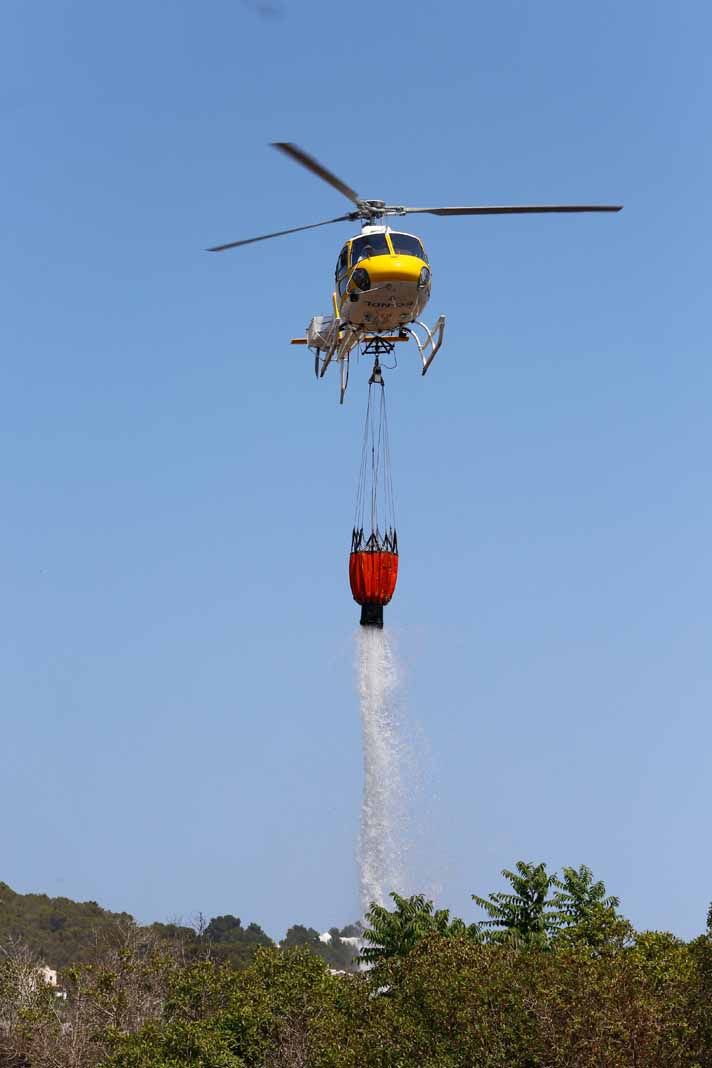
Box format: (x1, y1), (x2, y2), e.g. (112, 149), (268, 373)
(350, 233), (389, 266)
(389, 233), (427, 261)
(335, 246), (349, 279)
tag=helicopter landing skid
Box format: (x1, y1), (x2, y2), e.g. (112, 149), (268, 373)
(401, 315), (446, 375)
(308, 323), (359, 403)
(296, 315), (444, 402)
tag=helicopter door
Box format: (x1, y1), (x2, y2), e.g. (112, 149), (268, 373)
(336, 245), (349, 297)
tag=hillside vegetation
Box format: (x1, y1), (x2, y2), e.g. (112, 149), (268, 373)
(0, 881), (358, 972)
(0, 882), (134, 969)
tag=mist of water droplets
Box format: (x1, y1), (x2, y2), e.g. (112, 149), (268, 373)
(356, 626), (408, 915)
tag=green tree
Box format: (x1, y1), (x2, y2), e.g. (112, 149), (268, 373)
(339, 923), (362, 939)
(688, 930), (712, 1062)
(280, 925), (359, 972)
(109, 947), (344, 1068)
(107, 1019), (245, 1068)
(318, 927), (359, 971)
(202, 915), (272, 969)
(472, 860), (558, 948)
(280, 924), (322, 950)
(553, 863), (619, 920)
(0, 922), (181, 1068)
(551, 864), (630, 949)
(359, 892), (473, 966)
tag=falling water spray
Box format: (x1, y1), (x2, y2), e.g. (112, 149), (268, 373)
(357, 625), (408, 915)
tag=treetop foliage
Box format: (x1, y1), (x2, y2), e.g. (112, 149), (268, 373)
(468, 860), (631, 952)
(360, 892), (477, 966)
(3, 915), (712, 1067)
(2, 864), (712, 1067)
(472, 860), (559, 948)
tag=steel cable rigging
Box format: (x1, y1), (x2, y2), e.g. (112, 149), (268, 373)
(350, 358), (399, 627)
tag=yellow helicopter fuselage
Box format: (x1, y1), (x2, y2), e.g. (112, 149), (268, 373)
(211, 140), (622, 403)
(333, 228), (431, 333)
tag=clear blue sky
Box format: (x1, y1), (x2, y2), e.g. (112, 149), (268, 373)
(2, 0), (711, 939)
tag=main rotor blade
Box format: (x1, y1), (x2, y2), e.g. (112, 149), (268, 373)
(272, 142), (361, 207)
(401, 204), (623, 216)
(206, 213), (353, 252)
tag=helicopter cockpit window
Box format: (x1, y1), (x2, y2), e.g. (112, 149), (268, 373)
(390, 233), (427, 261)
(337, 247), (349, 277)
(350, 233), (389, 266)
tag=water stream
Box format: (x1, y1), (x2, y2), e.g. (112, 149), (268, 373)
(356, 626), (408, 915)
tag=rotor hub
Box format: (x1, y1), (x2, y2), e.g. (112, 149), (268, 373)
(352, 200), (406, 223)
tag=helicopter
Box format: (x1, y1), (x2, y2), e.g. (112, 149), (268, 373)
(208, 143), (622, 403)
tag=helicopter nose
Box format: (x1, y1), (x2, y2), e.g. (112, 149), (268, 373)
(368, 255), (423, 285)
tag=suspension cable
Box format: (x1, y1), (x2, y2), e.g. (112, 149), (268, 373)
(352, 361), (397, 551)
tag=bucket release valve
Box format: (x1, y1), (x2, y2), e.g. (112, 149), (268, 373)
(369, 356), (383, 387)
